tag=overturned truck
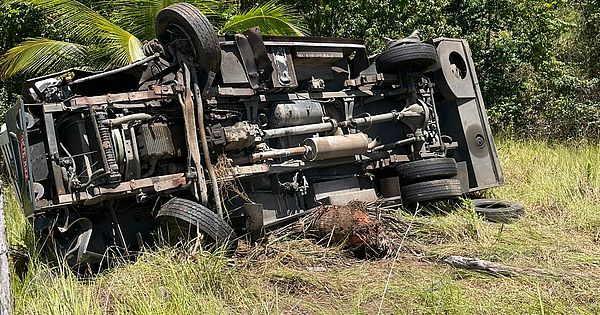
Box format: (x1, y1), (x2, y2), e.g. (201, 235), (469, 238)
(0, 4), (503, 265)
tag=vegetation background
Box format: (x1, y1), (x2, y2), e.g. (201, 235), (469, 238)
(1, 0), (600, 313)
(1, 0), (600, 137)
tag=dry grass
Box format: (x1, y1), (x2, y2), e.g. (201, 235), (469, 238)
(5, 136), (600, 314)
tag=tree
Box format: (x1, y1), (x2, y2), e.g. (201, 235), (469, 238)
(0, 2), (47, 119)
(0, 0), (305, 80)
(286, 0), (600, 137)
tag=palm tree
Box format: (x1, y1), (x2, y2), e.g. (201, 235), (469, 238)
(0, 0), (305, 80)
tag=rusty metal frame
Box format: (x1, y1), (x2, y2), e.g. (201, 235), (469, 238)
(68, 85), (177, 109)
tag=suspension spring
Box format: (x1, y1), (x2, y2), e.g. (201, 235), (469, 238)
(95, 110), (121, 183)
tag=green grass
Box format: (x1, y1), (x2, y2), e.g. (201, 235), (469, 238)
(5, 137), (600, 314)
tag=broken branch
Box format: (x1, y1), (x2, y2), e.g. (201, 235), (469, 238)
(444, 255), (558, 277)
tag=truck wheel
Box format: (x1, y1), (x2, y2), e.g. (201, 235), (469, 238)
(376, 43), (438, 73)
(472, 199), (524, 223)
(397, 158), (458, 184)
(156, 198), (236, 250)
(156, 3), (221, 75)
(401, 179), (463, 204)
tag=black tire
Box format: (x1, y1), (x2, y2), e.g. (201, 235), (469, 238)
(156, 3), (221, 75)
(401, 179), (463, 204)
(397, 158), (458, 184)
(376, 43), (438, 73)
(156, 198), (235, 249)
(472, 199), (524, 223)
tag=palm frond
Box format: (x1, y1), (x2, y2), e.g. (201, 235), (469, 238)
(0, 38), (88, 80)
(12, 0), (143, 65)
(99, 30), (145, 66)
(103, 0), (227, 41)
(220, 0), (306, 36)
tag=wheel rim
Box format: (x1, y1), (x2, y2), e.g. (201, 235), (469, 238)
(165, 23), (198, 62)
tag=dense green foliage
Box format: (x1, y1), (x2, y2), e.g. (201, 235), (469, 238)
(0, 2), (46, 119)
(0, 0), (599, 137)
(287, 0), (600, 138)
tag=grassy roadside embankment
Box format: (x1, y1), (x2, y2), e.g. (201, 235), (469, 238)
(5, 137), (600, 314)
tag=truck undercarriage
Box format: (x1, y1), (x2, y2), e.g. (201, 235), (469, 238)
(0, 4), (503, 266)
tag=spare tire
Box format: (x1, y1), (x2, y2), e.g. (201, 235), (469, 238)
(376, 43), (439, 73)
(156, 3), (221, 75)
(156, 198), (236, 250)
(472, 199), (524, 223)
(401, 179), (463, 205)
(397, 158), (458, 184)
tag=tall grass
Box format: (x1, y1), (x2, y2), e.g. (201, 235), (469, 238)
(494, 136), (600, 229)
(4, 137), (600, 314)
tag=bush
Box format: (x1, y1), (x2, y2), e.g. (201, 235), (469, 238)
(287, 0), (600, 138)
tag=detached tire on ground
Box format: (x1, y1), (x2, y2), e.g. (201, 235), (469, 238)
(401, 179), (463, 205)
(376, 43), (439, 73)
(156, 3), (221, 75)
(472, 199), (524, 223)
(156, 198), (236, 250)
(397, 158), (458, 184)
